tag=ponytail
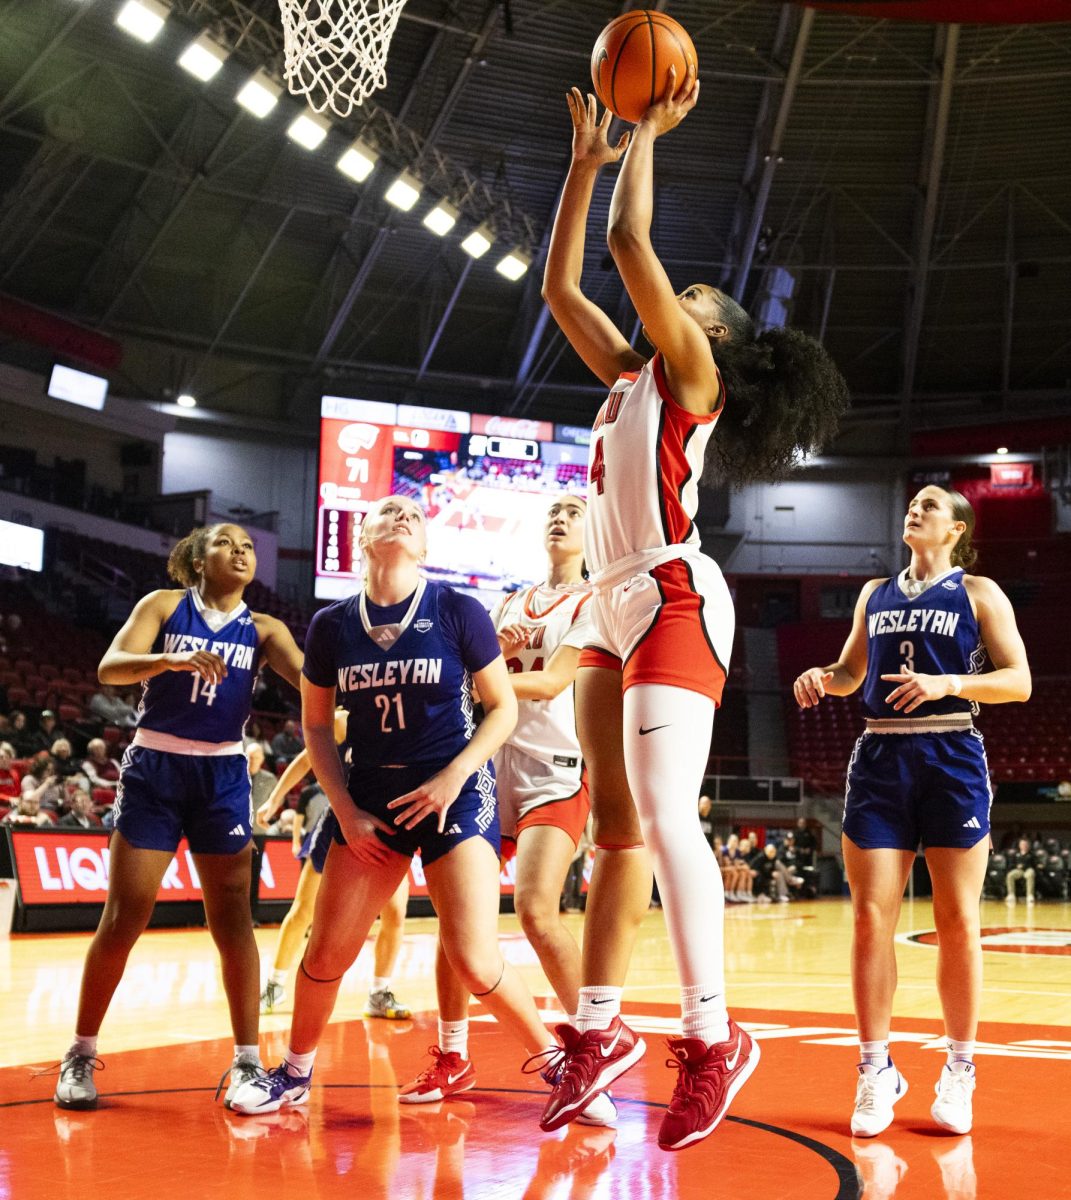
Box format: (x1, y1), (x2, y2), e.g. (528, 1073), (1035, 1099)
(709, 324), (849, 486)
(167, 526), (215, 586)
(943, 488), (978, 570)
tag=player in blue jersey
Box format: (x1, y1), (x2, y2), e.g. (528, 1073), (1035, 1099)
(256, 708), (411, 1021)
(51, 523), (304, 1113)
(230, 496), (561, 1116)
(794, 485), (1031, 1138)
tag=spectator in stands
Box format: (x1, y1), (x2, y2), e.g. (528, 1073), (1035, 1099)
(81, 739), (121, 792)
(1005, 838), (1036, 905)
(59, 788), (102, 830)
(3, 791), (53, 827)
(0, 742), (20, 802)
(793, 817), (818, 868)
(50, 738), (81, 780)
(719, 833), (755, 903)
(24, 710), (58, 756)
(753, 843), (803, 903)
(697, 794), (715, 848)
(268, 807), (296, 837)
(247, 744), (277, 821)
(21, 753), (63, 812)
(244, 719), (275, 766)
(88, 684), (138, 729)
(271, 719), (304, 766)
(9, 711), (35, 758)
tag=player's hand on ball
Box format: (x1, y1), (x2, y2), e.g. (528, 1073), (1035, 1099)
(567, 88), (630, 166)
(165, 649), (228, 682)
(639, 63), (699, 135)
(387, 765), (466, 833)
(794, 668), (833, 708)
(881, 670), (951, 713)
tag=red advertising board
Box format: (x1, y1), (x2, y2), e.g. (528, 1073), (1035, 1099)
(6, 829), (521, 909)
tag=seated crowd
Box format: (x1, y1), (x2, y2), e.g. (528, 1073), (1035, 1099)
(987, 834), (1071, 903)
(699, 801), (820, 904)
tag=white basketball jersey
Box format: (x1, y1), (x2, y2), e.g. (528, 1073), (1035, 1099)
(490, 583), (593, 764)
(584, 353), (722, 587)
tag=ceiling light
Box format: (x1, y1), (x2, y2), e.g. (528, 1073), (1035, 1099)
(423, 199), (459, 237)
(287, 109), (331, 151)
(384, 170), (422, 212)
(996, 445), (1009, 455)
(115, 0), (169, 43)
(460, 223), (493, 259)
(236, 69), (282, 118)
(496, 248), (531, 281)
(176, 393), (197, 408)
(336, 138), (378, 183)
(178, 33), (228, 82)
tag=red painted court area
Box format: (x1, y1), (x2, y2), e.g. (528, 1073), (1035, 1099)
(2, 1003), (1068, 1199)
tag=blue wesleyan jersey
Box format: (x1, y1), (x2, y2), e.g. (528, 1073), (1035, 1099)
(137, 591), (261, 742)
(302, 580), (501, 770)
(861, 568), (984, 719)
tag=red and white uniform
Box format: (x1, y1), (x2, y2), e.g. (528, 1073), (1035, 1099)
(490, 583), (593, 843)
(581, 353), (734, 705)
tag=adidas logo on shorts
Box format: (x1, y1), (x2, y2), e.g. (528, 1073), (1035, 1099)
(229, 824), (246, 836)
(444, 824), (462, 836)
(962, 816), (981, 829)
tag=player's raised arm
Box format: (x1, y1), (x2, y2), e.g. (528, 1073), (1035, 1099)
(606, 66), (719, 413)
(542, 89), (645, 388)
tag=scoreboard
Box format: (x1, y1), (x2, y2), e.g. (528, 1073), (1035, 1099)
(316, 396), (590, 600)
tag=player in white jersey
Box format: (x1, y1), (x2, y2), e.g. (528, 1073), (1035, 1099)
(398, 496), (612, 1125)
(538, 79), (848, 1151)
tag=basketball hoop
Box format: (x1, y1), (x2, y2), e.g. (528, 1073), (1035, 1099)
(278, 0), (409, 118)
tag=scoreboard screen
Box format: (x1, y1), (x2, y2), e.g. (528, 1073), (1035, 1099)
(316, 397), (591, 601)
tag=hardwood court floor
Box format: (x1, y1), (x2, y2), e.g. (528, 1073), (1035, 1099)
(1, 897), (1069, 1199)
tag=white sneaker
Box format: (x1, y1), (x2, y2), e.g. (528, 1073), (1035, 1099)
(575, 1089), (617, 1127)
(1005, 894), (1015, 904)
(218, 1054), (263, 1110)
(230, 1063), (313, 1115)
(54, 1050), (101, 1111)
(260, 979), (286, 1013)
(931, 1060), (975, 1134)
(1026, 895), (1035, 905)
(851, 1062), (908, 1137)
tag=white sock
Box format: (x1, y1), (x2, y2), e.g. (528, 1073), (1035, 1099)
(575, 987), (622, 1032)
(622, 685), (726, 993)
(269, 968), (288, 987)
(233, 1043), (260, 1064)
(947, 1039), (975, 1066)
(439, 1018), (468, 1058)
(371, 976), (390, 994)
(681, 984), (730, 1046)
(283, 1047), (317, 1078)
(859, 1039), (890, 1069)
(72, 1034), (97, 1058)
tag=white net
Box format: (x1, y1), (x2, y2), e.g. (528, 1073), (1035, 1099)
(278, 0), (409, 118)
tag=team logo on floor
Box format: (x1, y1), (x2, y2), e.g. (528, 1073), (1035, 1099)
(900, 926), (1071, 955)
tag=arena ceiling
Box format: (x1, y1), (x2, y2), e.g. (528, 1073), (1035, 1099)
(2, 0), (1071, 453)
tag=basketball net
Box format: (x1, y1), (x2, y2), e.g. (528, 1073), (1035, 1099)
(278, 0), (409, 118)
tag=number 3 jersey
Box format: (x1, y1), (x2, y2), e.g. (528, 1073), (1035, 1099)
(137, 589), (261, 744)
(302, 579), (501, 769)
(584, 352), (722, 588)
(489, 583), (593, 765)
(861, 567), (983, 720)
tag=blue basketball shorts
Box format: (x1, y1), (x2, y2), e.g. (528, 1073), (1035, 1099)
(842, 728), (992, 851)
(302, 808), (333, 875)
(322, 760), (499, 868)
(113, 746), (253, 854)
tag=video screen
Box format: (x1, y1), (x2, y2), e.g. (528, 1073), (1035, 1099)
(315, 397), (590, 601)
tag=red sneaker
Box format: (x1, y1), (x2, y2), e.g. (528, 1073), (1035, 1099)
(539, 1018), (646, 1132)
(398, 1047), (476, 1104)
(657, 1020), (760, 1151)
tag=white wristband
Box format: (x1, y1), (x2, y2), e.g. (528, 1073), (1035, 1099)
(947, 674), (962, 697)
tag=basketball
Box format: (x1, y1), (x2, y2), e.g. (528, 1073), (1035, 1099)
(590, 10), (698, 124)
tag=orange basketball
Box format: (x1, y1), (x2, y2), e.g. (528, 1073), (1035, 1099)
(590, 10), (698, 124)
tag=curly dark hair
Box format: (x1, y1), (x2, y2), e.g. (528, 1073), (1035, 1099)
(167, 525), (217, 587)
(707, 296), (850, 485)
